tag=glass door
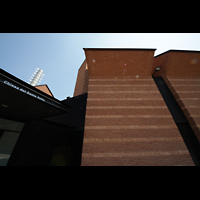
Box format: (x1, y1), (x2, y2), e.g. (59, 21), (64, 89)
(0, 118), (24, 166)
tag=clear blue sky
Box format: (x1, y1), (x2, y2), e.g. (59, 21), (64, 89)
(1, 33), (200, 100)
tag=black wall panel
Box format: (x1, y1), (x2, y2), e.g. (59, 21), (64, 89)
(8, 93), (88, 166)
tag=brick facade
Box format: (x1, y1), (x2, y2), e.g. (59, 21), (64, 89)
(73, 60), (89, 97)
(153, 50), (200, 144)
(73, 48), (200, 166)
(35, 84), (54, 97)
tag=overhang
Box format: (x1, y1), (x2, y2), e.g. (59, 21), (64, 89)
(0, 69), (71, 122)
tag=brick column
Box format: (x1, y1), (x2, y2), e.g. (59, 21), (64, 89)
(79, 49), (194, 166)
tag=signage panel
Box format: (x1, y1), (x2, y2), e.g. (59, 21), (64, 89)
(3, 80), (45, 101)
(0, 70), (70, 113)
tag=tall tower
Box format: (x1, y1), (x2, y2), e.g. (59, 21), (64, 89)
(76, 48), (194, 166)
(29, 68), (44, 86)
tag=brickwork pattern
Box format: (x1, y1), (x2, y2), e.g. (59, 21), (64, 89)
(164, 76), (200, 143)
(153, 50), (200, 145)
(73, 60), (89, 97)
(72, 49), (199, 166)
(81, 75), (193, 166)
(35, 85), (54, 97)
(84, 49), (155, 77)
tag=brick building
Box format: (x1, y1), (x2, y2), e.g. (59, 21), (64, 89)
(74, 48), (200, 166)
(0, 48), (200, 166)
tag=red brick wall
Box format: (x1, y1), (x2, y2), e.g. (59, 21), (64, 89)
(166, 51), (200, 76)
(80, 49), (194, 166)
(85, 49), (155, 76)
(152, 52), (169, 77)
(154, 50), (200, 144)
(164, 76), (200, 143)
(73, 60), (89, 97)
(35, 85), (54, 97)
(153, 50), (200, 77)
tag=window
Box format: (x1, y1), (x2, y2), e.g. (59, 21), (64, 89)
(0, 118), (24, 166)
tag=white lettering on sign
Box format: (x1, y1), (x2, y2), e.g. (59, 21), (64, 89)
(37, 96), (45, 101)
(20, 88), (26, 93)
(4, 80), (19, 90)
(4, 80), (45, 102)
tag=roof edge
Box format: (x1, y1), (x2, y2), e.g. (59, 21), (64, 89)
(154, 49), (200, 58)
(83, 48), (156, 51)
(35, 84), (55, 98)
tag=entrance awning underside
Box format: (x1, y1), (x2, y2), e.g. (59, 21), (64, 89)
(0, 69), (71, 122)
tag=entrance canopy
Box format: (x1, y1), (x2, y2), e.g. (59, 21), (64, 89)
(0, 69), (71, 122)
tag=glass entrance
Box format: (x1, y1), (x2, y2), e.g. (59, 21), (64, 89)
(0, 118), (24, 166)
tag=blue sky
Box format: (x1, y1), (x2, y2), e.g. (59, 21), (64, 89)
(0, 33), (200, 100)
